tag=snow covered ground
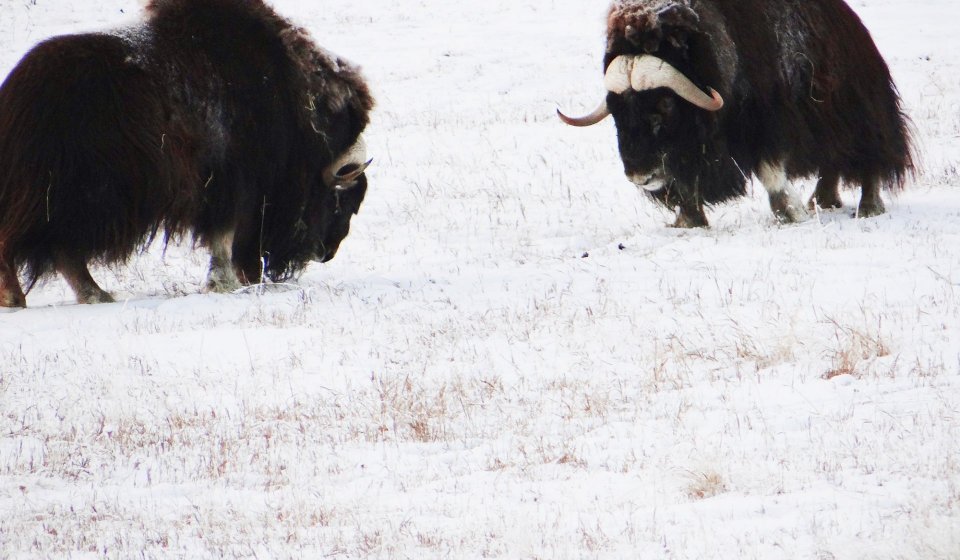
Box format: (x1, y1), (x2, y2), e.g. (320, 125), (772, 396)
(1, 0), (959, 557)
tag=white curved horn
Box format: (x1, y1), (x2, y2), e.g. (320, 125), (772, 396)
(603, 55), (635, 95)
(556, 55), (637, 126)
(324, 136), (369, 188)
(556, 56), (635, 126)
(557, 53), (723, 127)
(615, 54), (724, 111)
(556, 101), (611, 127)
(334, 158), (373, 186)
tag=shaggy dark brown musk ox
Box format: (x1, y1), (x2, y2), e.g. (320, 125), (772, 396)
(558, 0), (913, 228)
(0, 0), (374, 308)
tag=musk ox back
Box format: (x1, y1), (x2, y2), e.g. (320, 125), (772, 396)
(0, 0), (374, 308)
(559, 0), (913, 228)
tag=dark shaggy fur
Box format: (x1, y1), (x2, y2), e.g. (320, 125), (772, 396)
(599, 0), (913, 226)
(0, 0), (373, 307)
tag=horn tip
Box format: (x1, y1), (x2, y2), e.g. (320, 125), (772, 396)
(556, 103), (611, 127)
(707, 87), (725, 110)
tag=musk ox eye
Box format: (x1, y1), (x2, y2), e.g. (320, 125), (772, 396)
(666, 30), (688, 49)
(657, 97), (677, 114)
(643, 37), (660, 53)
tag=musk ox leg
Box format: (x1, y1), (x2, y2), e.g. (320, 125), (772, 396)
(808, 172), (843, 211)
(856, 179), (886, 218)
(54, 252), (114, 305)
(658, 185), (709, 228)
(0, 257), (27, 308)
(205, 231), (242, 293)
(758, 163), (810, 224)
(672, 203), (709, 228)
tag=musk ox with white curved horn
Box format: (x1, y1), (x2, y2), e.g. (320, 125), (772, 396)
(559, 0), (913, 228)
(0, 0), (374, 308)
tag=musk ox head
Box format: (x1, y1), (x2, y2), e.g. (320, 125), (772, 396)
(279, 30), (376, 269)
(312, 136), (372, 262)
(558, 2), (723, 192)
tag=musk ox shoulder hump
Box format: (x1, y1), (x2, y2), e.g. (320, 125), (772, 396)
(278, 26), (374, 122)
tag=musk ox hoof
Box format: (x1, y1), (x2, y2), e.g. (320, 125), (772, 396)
(769, 191), (811, 224)
(205, 272), (242, 294)
(206, 278), (242, 294)
(204, 256), (243, 294)
(0, 296), (26, 309)
(77, 289), (115, 305)
(807, 194), (844, 212)
(856, 198), (886, 218)
(776, 206), (811, 224)
(671, 207), (709, 228)
(0, 289), (27, 308)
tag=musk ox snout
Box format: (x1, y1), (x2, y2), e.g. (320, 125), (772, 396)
(628, 171), (668, 192)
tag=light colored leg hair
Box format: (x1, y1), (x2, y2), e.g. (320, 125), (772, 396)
(205, 230), (241, 293)
(758, 162), (810, 223)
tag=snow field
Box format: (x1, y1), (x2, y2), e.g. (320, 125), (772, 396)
(1, 0), (959, 557)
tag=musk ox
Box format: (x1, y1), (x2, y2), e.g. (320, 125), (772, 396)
(559, 0), (913, 228)
(0, 0), (373, 308)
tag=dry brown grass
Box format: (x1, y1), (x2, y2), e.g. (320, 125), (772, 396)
(686, 471), (728, 500)
(822, 316), (890, 380)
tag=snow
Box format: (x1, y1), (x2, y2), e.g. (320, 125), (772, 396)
(1, 0), (959, 557)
